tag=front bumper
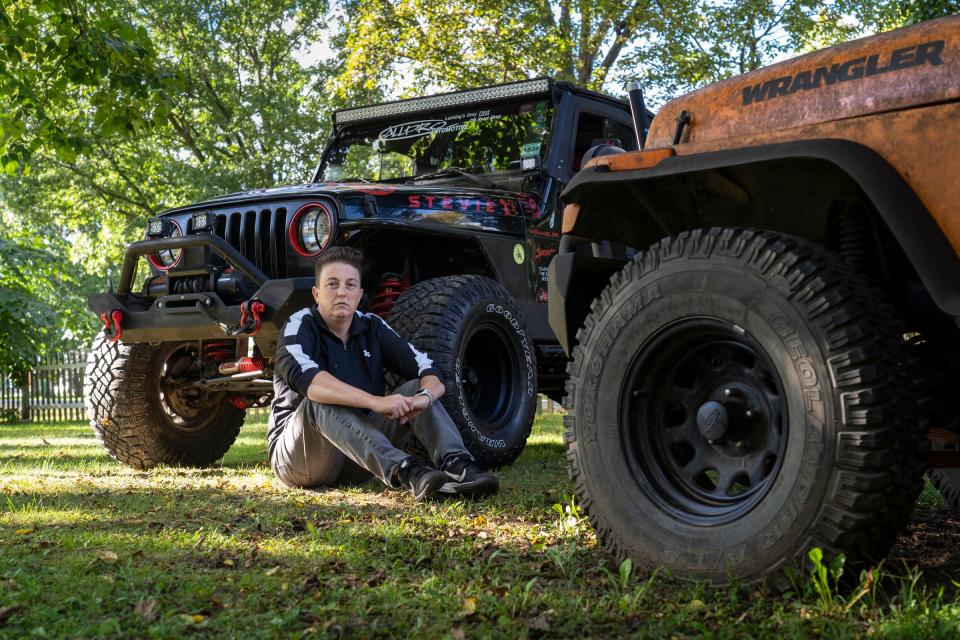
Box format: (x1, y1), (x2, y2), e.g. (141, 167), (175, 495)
(88, 234), (313, 344)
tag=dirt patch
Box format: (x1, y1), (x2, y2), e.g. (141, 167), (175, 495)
(890, 508), (960, 586)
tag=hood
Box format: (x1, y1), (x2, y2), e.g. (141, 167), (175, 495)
(162, 181), (539, 218)
(646, 14), (960, 149)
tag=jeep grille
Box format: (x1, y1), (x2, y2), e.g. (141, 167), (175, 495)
(213, 207), (288, 279)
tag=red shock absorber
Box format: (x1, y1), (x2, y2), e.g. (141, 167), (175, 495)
(218, 357), (265, 375)
(202, 340), (235, 363)
(369, 272), (410, 318)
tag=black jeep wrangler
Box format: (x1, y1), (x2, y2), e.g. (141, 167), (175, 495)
(84, 78), (638, 470)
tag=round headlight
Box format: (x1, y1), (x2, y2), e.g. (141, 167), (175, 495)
(290, 203), (333, 257)
(147, 220), (183, 271)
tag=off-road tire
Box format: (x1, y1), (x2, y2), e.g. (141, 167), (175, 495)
(388, 276), (537, 469)
(565, 228), (924, 585)
(84, 331), (245, 469)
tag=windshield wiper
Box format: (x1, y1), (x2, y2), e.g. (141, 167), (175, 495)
(411, 167), (499, 190)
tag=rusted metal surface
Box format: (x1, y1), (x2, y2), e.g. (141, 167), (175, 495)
(928, 450), (960, 469)
(930, 428), (960, 444)
(584, 148), (675, 171)
(928, 428), (959, 468)
(561, 203), (581, 234)
(646, 14), (960, 148)
(607, 15), (960, 255)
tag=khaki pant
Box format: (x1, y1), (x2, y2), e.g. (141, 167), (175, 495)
(269, 380), (469, 488)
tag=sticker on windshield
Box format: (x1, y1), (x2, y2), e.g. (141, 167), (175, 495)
(513, 244), (525, 264)
(521, 143), (541, 157)
(379, 113), (502, 141)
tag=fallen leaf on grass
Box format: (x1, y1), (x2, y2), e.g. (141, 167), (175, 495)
(179, 613), (206, 625)
(134, 599), (158, 622)
(458, 597), (477, 618)
(265, 566), (281, 576)
(222, 558), (235, 567)
(0, 605), (22, 624)
(95, 550), (118, 562)
(14, 529), (33, 536)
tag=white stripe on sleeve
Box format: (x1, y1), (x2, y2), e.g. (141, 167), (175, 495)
(409, 343), (433, 375)
(286, 344), (320, 373)
(369, 312), (434, 375)
(284, 308), (312, 337)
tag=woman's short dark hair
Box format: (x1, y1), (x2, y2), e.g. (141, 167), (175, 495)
(314, 246), (364, 282)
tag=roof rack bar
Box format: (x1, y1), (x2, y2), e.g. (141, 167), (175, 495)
(333, 78), (552, 126)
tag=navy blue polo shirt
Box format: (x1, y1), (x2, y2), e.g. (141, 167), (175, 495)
(267, 307), (441, 457)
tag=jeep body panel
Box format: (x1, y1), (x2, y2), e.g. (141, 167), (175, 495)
(550, 15), (960, 354)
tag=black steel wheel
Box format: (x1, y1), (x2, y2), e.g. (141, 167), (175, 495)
(388, 275), (537, 468)
(624, 320), (787, 524)
(84, 331), (245, 469)
(565, 228), (924, 585)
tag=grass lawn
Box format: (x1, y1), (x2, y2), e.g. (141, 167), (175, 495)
(0, 414), (958, 638)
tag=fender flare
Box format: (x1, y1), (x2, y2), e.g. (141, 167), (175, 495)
(562, 138), (960, 316)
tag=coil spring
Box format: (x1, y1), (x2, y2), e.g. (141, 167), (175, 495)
(369, 272), (410, 318)
(202, 340), (235, 363)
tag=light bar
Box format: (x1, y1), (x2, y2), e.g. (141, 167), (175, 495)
(333, 78), (552, 125)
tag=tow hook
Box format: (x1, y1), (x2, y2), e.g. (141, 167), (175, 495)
(229, 300), (266, 337)
(99, 309), (125, 343)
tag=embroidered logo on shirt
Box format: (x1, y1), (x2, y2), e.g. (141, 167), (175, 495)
(363, 350), (371, 358)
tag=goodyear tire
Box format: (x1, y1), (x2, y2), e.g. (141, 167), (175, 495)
(565, 228), (923, 585)
(84, 331), (245, 469)
(388, 276), (537, 468)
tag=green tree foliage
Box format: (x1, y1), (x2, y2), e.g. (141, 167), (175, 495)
(0, 222), (92, 384)
(618, 0), (874, 100)
(332, 0), (931, 105)
(0, 0), (169, 172)
(330, 0), (659, 97)
(2, 0), (334, 270)
(0, 0), (335, 372)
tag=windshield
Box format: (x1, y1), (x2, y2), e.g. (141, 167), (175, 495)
(320, 98), (553, 184)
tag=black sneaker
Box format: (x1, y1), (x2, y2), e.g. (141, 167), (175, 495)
(440, 453), (499, 498)
(397, 456), (447, 502)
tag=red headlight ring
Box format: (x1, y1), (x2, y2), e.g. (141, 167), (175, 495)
(289, 202), (334, 258)
(146, 220), (184, 271)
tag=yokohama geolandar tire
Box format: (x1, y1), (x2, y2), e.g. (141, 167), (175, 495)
(84, 331), (245, 469)
(565, 228), (924, 585)
(388, 276), (537, 468)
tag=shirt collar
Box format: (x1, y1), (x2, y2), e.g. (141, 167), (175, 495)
(312, 307), (366, 339)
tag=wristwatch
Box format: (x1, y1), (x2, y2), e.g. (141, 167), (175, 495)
(415, 387), (434, 407)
